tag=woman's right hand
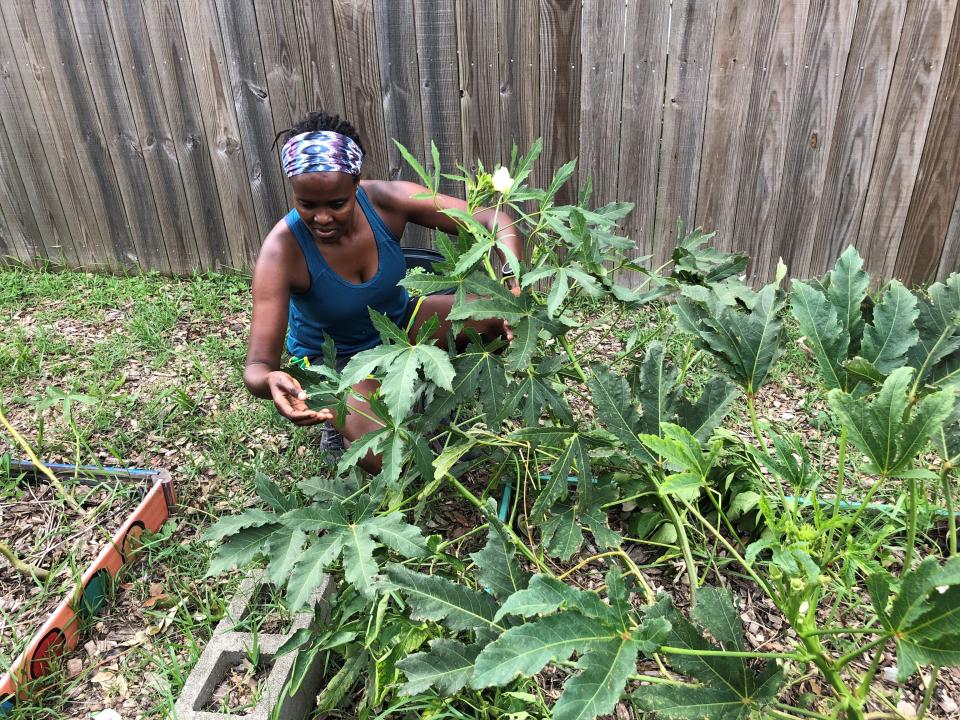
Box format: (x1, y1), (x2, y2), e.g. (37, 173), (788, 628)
(266, 371), (333, 426)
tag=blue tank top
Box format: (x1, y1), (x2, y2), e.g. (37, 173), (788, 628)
(285, 186), (409, 358)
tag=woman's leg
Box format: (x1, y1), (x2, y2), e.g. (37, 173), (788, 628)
(405, 294), (507, 349)
(333, 377), (385, 475)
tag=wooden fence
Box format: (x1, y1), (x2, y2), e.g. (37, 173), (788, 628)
(0, 0), (958, 285)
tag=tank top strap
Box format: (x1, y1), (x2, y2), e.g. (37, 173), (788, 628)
(356, 186), (400, 244)
(283, 209), (327, 278)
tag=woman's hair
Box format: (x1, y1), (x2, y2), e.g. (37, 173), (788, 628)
(281, 111), (365, 155)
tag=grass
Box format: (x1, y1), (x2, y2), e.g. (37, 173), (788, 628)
(0, 266), (335, 718)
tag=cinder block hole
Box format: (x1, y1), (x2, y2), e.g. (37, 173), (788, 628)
(237, 583), (294, 635)
(196, 650), (276, 715)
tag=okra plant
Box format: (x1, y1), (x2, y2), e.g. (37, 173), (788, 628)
(206, 143), (960, 720)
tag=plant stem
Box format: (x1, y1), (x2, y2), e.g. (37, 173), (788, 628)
(0, 540), (49, 580)
(917, 666), (939, 720)
(746, 392), (768, 452)
(824, 475), (889, 567)
(940, 462), (956, 556)
(824, 426), (848, 558)
(659, 645), (802, 661)
(837, 635), (888, 670)
(0, 409), (86, 517)
(904, 477), (919, 571)
(658, 492), (700, 606)
(559, 335), (588, 384)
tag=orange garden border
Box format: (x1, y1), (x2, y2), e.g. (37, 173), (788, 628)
(0, 462), (175, 713)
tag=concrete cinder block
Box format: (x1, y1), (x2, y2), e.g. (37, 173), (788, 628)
(172, 572), (332, 720)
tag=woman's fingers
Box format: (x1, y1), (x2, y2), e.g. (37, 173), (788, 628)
(503, 319), (514, 343)
(269, 371), (332, 425)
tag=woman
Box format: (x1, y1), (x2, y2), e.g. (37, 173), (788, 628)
(243, 112), (522, 473)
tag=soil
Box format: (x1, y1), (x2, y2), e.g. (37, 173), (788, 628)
(202, 657), (273, 715)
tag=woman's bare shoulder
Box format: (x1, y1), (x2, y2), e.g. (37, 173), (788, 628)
(361, 179), (424, 210)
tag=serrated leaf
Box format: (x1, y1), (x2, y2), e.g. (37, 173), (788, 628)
(369, 512), (429, 558)
(541, 504), (584, 561)
(635, 343), (680, 436)
(203, 509), (276, 543)
(845, 356), (886, 388)
(423, 339), (508, 427)
(286, 534), (340, 610)
(495, 574), (617, 623)
(551, 636), (640, 720)
(254, 473), (293, 512)
(908, 273), (960, 386)
(297, 475), (360, 502)
(690, 587), (743, 651)
(675, 375), (738, 442)
(470, 512), (531, 601)
(588, 365), (647, 459)
(862, 280), (919, 373)
(791, 280), (848, 390)
(397, 639), (482, 695)
(827, 245), (869, 351)
(386, 563), (502, 632)
(266, 527), (308, 585)
(208, 523), (281, 575)
(342, 523), (379, 599)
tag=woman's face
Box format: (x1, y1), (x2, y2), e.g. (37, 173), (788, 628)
(290, 172), (359, 243)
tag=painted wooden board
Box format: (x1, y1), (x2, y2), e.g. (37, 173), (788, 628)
(731, 0), (811, 283)
(333, 0), (389, 181)
(695, 0), (762, 252)
(895, 9), (960, 286)
(538, 0), (582, 205)
(103, 0), (204, 275)
(141, 0), (233, 270)
(497, 0), (540, 179)
(653, 0), (719, 266)
(858, 0), (958, 279)
(179, 0), (262, 267)
(457, 0), (502, 174)
(578, 0), (626, 207)
(617, 0), (669, 266)
(414, 0), (463, 197)
(808, 0), (906, 276)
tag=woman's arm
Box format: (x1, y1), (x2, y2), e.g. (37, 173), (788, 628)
(245, 235), (331, 425)
(377, 180), (525, 284)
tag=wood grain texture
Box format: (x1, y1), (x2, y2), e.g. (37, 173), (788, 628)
(68, 0), (172, 273)
(0, 15), (76, 264)
(895, 8), (960, 286)
(617, 0), (669, 263)
(0, 111), (41, 260)
(497, 0), (540, 177)
(858, 0), (957, 279)
(772, 0), (859, 280)
(695, 0), (761, 252)
(104, 0), (203, 274)
(293, 0), (346, 117)
(141, 0), (232, 270)
(374, 0), (430, 247)
(257, 0), (308, 164)
(538, 0), (581, 205)
(28, 0), (144, 269)
(653, 0), (719, 266)
(414, 0), (463, 196)
(457, 0), (502, 173)
(808, 0), (906, 276)
(937, 185), (960, 280)
(216, 0), (289, 238)
(578, 0), (626, 206)
(731, 0), (811, 283)
(180, 0), (261, 266)
(333, 0), (389, 181)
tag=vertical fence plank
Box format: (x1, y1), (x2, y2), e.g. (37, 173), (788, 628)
(808, 0), (906, 275)
(0, 114), (40, 261)
(772, 0), (859, 280)
(26, 0), (145, 269)
(858, 0), (958, 279)
(895, 10), (960, 286)
(539, 0), (581, 205)
(653, 0), (719, 266)
(732, 0), (811, 283)
(374, 0), (430, 247)
(937, 186), (960, 280)
(578, 0), (626, 207)
(104, 0), (204, 274)
(0, 18), (77, 265)
(180, 0), (262, 266)
(333, 0), (389, 181)
(293, 0), (346, 118)
(414, 0), (463, 196)
(256, 0), (308, 170)
(457, 0), (502, 173)
(618, 0), (669, 266)
(695, 0), (761, 251)
(498, 0), (540, 178)
(216, 0), (289, 239)
(67, 0), (172, 273)
(141, 0), (232, 270)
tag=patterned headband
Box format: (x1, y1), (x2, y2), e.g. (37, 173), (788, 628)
(281, 130), (364, 177)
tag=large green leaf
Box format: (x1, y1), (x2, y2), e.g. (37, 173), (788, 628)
(869, 557), (960, 680)
(635, 592), (783, 719)
(203, 509), (276, 543)
(207, 523), (282, 575)
(675, 376), (738, 442)
(861, 280), (918, 374)
(634, 342), (681, 435)
(469, 507), (531, 601)
(422, 335), (508, 428)
(501, 360), (573, 426)
(588, 364), (646, 459)
(908, 273), (960, 387)
(397, 639), (482, 695)
(790, 280), (848, 390)
(265, 527), (308, 585)
(827, 367), (955, 475)
(826, 245), (869, 352)
(386, 563), (503, 633)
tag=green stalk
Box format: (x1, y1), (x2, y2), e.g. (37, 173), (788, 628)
(0, 540), (49, 580)
(917, 666), (939, 720)
(559, 334), (588, 384)
(660, 646), (802, 661)
(855, 644), (887, 700)
(657, 485), (700, 606)
(747, 392), (768, 452)
(940, 462), (956, 556)
(824, 474), (889, 567)
(904, 477), (919, 570)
